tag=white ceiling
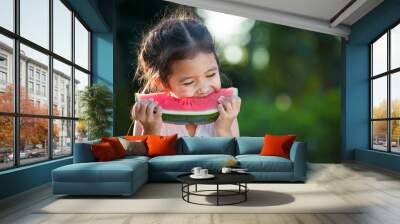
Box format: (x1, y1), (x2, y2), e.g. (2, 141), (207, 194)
(164, 0), (384, 38)
(226, 0), (352, 22)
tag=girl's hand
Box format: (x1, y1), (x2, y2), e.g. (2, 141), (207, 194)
(131, 99), (162, 135)
(215, 95), (241, 137)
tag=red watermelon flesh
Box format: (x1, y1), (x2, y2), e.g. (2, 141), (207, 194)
(134, 87), (238, 124)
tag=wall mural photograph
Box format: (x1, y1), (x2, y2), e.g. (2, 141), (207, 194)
(126, 3), (342, 162)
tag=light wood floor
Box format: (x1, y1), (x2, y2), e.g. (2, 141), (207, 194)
(1, 162), (400, 224)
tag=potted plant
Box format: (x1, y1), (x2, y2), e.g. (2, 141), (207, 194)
(79, 84), (113, 140)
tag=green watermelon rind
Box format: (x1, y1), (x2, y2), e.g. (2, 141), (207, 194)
(162, 112), (219, 125)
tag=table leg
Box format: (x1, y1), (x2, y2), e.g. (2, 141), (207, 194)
(195, 184), (197, 192)
(245, 183), (247, 201)
(187, 184), (190, 202)
(217, 184), (219, 206)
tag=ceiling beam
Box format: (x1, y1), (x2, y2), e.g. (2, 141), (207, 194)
(330, 0), (368, 27)
(164, 0), (351, 38)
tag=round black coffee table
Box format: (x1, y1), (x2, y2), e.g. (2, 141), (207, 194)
(177, 172), (255, 206)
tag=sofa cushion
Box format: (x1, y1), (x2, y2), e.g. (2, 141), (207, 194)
(52, 158), (147, 183)
(235, 137), (263, 155)
(114, 155), (150, 163)
(236, 155), (293, 172)
(148, 154), (235, 172)
(179, 137), (235, 155)
(73, 139), (100, 163)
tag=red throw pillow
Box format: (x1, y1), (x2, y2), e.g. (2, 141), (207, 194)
(260, 134), (296, 159)
(146, 134), (178, 157)
(91, 142), (118, 161)
(101, 137), (126, 158)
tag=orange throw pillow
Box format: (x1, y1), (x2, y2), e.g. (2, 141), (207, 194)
(260, 134), (296, 159)
(101, 137), (126, 158)
(124, 135), (148, 141)
(146, 134), (178, 157)
(91, 142), (117, 161)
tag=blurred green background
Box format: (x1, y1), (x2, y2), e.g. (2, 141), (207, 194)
(195, 9), (342, 163)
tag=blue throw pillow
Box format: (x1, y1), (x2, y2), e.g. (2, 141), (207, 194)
(73, 139), (100, 163)
(179, 137), (235, 155)
(235, 137), (263, 155)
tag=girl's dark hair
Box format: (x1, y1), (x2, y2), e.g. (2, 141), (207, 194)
(134, 6), (231, 93)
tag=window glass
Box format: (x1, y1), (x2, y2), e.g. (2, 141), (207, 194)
(53, 119), (72, 158)
(75, 120), (88, 143)
(0, 0), (14, 31)
(372, 33), (387, 76)
(391, 120), (400, 153)
(20, 117), (49, 165)
(0, 116), (13, 170)
(74, 18), (89, 70)
(391, 24), (400, 70)
(0, 34), (14, 113)
(53, 59), (72, 116)
(372, 76), (387, 119)
(391, 72), (400, 118)
(372, 121), (388, 151)
(74, 69), (89, 118)
(53, 0), (72, 60)
(20, 44), (49, 115)
(20, 0), (49, 49)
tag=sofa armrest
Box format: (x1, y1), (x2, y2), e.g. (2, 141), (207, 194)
(289, 141), (307, 181)
(73, 140), (100, 163)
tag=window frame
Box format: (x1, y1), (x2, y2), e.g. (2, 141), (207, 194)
(369, 20), (400, 154)
(0, 0), (92, 171)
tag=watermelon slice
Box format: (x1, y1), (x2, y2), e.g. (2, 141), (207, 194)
(135, 87), (238, 124)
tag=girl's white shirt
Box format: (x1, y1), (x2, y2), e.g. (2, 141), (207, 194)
(132, 119), (240, 137)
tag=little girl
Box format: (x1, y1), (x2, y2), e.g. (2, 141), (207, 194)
(131, 12), (241, 137)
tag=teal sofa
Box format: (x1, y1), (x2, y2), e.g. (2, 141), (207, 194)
(52, 137), (307, 196)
